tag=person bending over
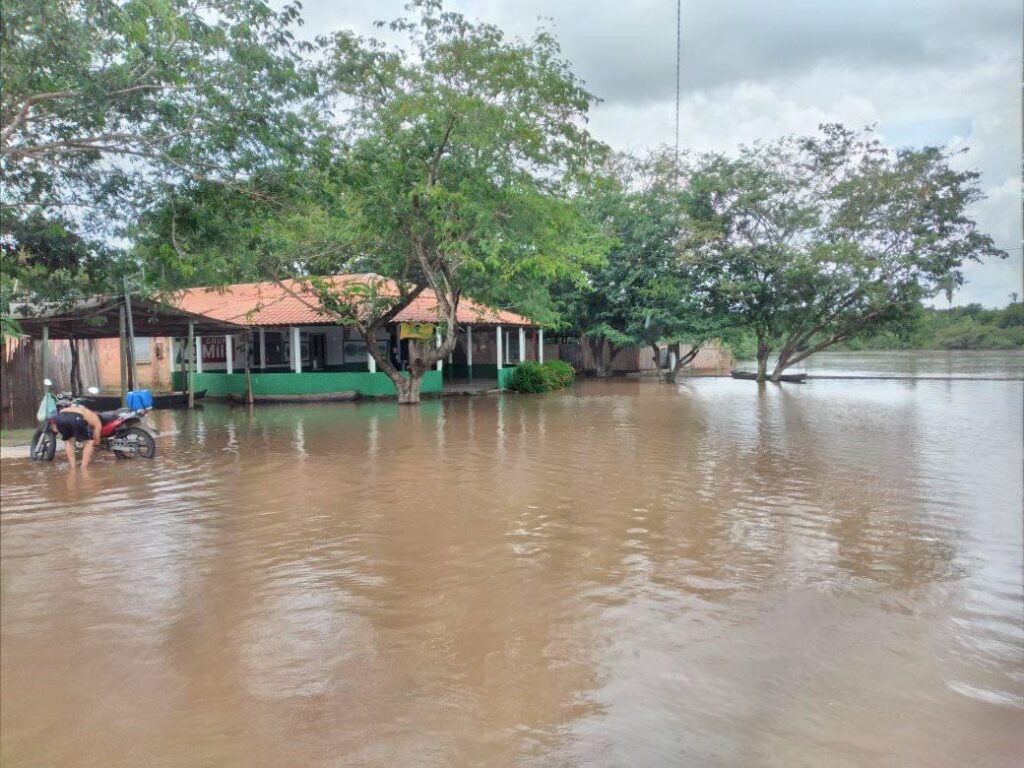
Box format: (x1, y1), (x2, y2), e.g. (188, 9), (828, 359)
(52, 405), (102, 469)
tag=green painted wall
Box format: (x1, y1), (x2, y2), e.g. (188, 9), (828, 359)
(447, 363), (500, 380)
(172, 370), (443, 398)
(497, 366), (517, 389)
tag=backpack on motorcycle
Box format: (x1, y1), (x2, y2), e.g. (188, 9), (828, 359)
(36, 392), (58, 422)
(127, 389), (154, 411)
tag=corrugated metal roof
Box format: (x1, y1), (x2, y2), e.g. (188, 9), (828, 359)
(174, 274), (536, 328)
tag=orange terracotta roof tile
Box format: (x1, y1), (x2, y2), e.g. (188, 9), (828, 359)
(174, 274), (536, 328)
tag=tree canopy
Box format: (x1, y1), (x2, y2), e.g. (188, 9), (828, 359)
(1, 0), (318, 222)
(683, 125), (1005, 379)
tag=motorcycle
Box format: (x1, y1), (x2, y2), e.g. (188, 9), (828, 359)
(31, 379), (157, 461)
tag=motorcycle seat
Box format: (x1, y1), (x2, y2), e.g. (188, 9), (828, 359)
(98, 409), (130, 424)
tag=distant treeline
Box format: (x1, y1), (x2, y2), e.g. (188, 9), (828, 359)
(724, 302), (1024, 358)
(840, 303), (1024, 351)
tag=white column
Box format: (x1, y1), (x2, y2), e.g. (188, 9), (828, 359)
(292, 326), (301, 373)
(538, 329), (544, 363)
(225, 335), (234, 374)
(518, 327), (526, 363)
(496, 325), (503, 370)
(668, 348), (677, 371)
(435, 327), (443, 371)
(368, 330), (377, 373)
(195, 335), (203, 374)
(259, 328), (267, 371)
(467, 326), (473, 367)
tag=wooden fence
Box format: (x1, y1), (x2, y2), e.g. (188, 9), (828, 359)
(1, 339), (100, 429)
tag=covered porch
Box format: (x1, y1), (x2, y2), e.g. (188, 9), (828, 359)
(168, 321), (547, 399)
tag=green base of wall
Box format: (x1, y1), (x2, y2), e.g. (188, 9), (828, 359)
(172, 370), (443, 398)
(497, 367), (516, 389)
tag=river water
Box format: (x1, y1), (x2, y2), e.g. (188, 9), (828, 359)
(2, 352), (1022, 766)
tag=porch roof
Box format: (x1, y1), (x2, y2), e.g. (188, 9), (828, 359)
(12, 296), (246, 340)
(174, 275), (537, 329)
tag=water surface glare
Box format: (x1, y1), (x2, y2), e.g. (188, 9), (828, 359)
(2, 366), (1023, 765)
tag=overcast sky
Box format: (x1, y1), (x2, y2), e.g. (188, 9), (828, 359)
(300, 0), (1022, 307)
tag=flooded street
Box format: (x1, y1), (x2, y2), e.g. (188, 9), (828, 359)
(2, 353), (1022, 766)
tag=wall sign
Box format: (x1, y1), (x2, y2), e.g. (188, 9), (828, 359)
(201, 337), (227, 362)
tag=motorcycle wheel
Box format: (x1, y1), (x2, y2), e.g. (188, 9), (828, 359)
(119, 427), (156, 459)
(30, 427), (56, 461)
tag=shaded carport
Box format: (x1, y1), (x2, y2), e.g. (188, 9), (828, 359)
(13, 296), (246, 407)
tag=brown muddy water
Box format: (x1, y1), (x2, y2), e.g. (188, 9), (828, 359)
(2, 353), (1023, 766)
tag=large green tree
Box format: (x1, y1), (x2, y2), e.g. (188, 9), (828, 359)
(149, 1), (607, 403)
(560, 150), (730, 379)
(311, 1), (606, 402)
(686, 125), (1005, 380)
(1, 0), (319, 335)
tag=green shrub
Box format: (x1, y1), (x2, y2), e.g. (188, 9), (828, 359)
(507, 361), (550, 393)
(506, 359), (577, 393)
(542, 359), (576, 387)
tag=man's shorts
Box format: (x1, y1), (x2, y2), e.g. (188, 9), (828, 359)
(54, 412), (92, 442)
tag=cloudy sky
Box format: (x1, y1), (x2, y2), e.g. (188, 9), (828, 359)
(301, 0), (1022, 307)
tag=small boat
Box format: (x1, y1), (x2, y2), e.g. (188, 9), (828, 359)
(731, 371), (807, 383)
(82, 390), (206, 409)
(226, 391), (358, 405)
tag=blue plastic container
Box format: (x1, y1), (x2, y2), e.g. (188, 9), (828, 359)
(127, 389), (154, 410)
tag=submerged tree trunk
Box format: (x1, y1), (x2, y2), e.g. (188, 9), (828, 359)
(244, 331), (254, 405)
(583, 335), (611, 377)
(366, 330), (458, 405)
(769, 344), (794, 382)
(674, 344), (700, 379)
(755, 334), (771, 381)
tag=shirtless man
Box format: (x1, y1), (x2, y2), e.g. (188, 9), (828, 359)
(52, 405), (103, 469)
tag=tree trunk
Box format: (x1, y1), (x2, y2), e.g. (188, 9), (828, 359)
(394, 372), (423, 404)
(662, 342), (679, 382)
(365, 333), (446, 405)
(69, 337), (82, 395)
(769, 345), (793, 382)
(671, 344), (700, 381)
(582, 335), (607, 377)
(755, 334), (771, 381)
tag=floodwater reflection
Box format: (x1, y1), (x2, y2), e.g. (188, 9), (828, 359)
(2, 361), (1022, 766)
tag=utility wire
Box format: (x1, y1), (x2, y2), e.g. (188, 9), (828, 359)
(674, 0), (682, 186)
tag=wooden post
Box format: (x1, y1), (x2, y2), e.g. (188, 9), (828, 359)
(244, 330), (254, 405)
(187, 319), (195, 409)
(496, 325), (503, 372)
(118, 305), (128, 406)
(538, 329), (544, 363)
(123, 280), (137, 392)
(467, 325), (473, 382)
(41, 323), (49, 382)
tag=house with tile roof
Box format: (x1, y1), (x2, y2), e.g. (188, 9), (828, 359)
(160, 275), (544, 399)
